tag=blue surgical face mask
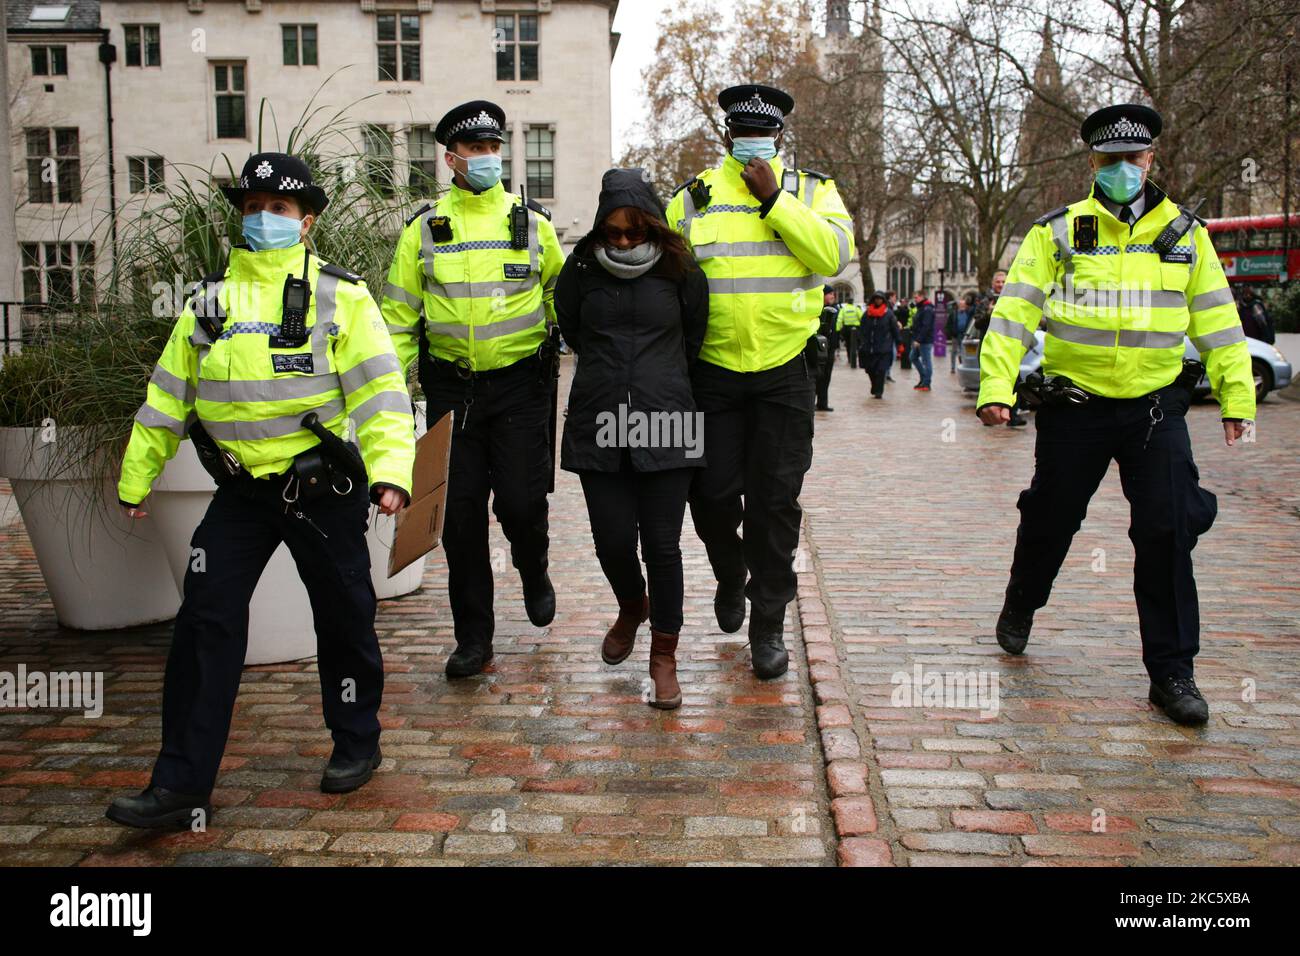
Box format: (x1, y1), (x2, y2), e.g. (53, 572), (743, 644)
(242, 210), (303, 251)
(1094, 159), (1145, 204)
(730, 136), (778, 163)
(454, 153), (503, 191)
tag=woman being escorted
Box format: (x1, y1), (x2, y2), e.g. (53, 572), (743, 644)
(556, 169), (709, 709)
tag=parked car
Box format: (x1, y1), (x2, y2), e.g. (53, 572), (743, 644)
(957, 326), (1291, 403)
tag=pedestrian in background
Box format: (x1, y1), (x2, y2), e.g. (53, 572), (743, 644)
(910, 288), (935, 391)
(859, 290), (900, 399)
(556, 168), (710, 710)
(816, 285), (840, 411)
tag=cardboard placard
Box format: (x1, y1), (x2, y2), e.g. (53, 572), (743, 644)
(387, 412), (453, 578)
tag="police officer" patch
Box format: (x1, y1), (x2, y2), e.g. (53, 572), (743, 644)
(503, 263), (531, 280)
(272, 353), (314, 375)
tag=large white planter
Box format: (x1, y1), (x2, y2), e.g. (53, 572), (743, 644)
(0, 427), (181, 630)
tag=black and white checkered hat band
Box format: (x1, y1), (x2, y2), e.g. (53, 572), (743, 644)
(726, 96), (784, 121)
(279, 177), (305, 190)
(1090, 117), (1151, 145)
(447, 110), (501, 138)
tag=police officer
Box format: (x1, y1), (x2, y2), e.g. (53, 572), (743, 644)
(816, 284), (840, 411)
(107, 153), (416, 827)
(382, 101), (565, 679)
(977, 105), (1255, 725)
(838, 295), (863, 369)
(666, 84), (855, 678)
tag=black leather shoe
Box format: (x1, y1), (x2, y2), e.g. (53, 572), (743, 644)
(522, 571), (556, 627)
(714, 578), (747, 634)
(816, 405), (834, 412)
(750, 631), (790, 680)
(995, 602), (1034, 654)
(321, 746), (383, 793)
(446, 644), (494, 679)
(1149, 676), (1209, 726)
(105, 787), (212, 829)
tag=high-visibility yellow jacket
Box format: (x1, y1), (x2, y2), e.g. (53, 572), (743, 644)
(119, 242), (416, 505)
(979, 184), (1255, 420)
(838, 303), (863, 329)
(381, 181), (564, 374)
(665, 156), (856, 372)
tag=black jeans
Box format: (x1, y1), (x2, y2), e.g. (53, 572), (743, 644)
(151, 477), (381, 796)
(422, 357), (552, 650)
(1005, 384), (1218, 681)
(689, 354), (815, 630)
(578, 463), (695, 634)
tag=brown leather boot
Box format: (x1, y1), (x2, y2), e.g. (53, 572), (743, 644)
(648, 629), (682, 710)
(601, 593), (649, 665)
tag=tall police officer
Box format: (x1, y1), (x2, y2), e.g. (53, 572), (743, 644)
(666, 84), (855, 679)
(108, 153), (416, 826)
(382, 101), (565, 679)
(977, 105), (1255, 725)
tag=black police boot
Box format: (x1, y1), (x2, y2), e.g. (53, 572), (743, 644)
(522, 571), (556, 627)
(105, 787), (212, 829)
(995, 601), (1034, 655)
(1149, 676), (1209, 726)
(321, 746), (383, 794)
(749, 629), (790, 680)
(714, 578), (747, 634)
(446, 643), (494, 679)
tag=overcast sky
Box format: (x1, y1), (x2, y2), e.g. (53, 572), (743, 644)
(610, 0), (675, 157)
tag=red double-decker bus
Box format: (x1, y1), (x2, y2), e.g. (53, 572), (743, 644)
(1205, 213), (1300, 284)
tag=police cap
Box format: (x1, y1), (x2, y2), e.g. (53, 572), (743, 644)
(1080, 103), (1162, 153)
(435, 100), (507, 147)
(719, 84), (794, 131)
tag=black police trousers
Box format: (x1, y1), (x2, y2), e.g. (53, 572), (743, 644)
(689, 353), (815, 632)
(1004, 383), (1218, 681)
(151, 477), (382, 796)
(422, 356), (551, 650)
(842, 328), (859, 368)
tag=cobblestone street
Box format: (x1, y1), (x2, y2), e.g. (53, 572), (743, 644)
(0, 352), (1297, 867)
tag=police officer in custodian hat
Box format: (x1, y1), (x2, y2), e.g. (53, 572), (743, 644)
(977, 104), (1255, 725)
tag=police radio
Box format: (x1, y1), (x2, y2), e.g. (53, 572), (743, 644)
(272, 248), (312, 348)
(511, 183), (529, 251)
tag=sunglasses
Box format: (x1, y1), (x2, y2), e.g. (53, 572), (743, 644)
(602, 225), (647, 244)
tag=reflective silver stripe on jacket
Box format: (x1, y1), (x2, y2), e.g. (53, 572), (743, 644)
(198, 374), (338, 404)
(681, 185), (698, 246)
(987, 316), (1037, 349)
(312, 271), (340, 372)
(424, 304), (546, 341)
(1000, 281), (1047, 310)
(1190, 325), (1246, 352)
(1189, 287), (1235, 313)
(827, 219), (852, 276)
(1049, 286), (1188, 311)
(383, 282), (421, 309)
(706, 276), (825, 296)
(692, 240), (792, 259)
(202, 398), (346, 442)
(134, 403), (187, 437)
(149, 365), (195, 404)
(1045, 319), (1183, 349)
(339, 353), (403, 396)
(349, 389), (412, 427)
